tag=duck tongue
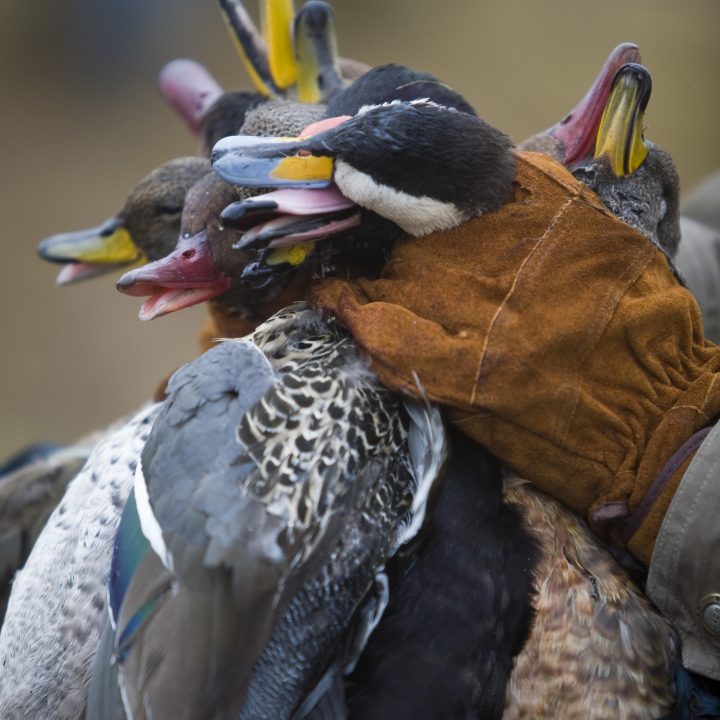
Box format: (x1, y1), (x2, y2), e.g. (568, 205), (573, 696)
(116, 231), (231, 321)
(222, 185), (360, 250)
(222, 185), (356, 226)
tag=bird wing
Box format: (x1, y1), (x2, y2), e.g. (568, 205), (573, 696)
(112, 327), (412, 718)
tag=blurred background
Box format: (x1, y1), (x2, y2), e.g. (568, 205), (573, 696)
(1, 0), (718, 458)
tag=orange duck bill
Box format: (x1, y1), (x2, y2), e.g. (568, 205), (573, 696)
(545, 42), (641, 165)
(116, 231), (231, 321)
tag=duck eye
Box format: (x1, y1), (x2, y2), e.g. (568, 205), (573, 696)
(158, 204), (183, 216)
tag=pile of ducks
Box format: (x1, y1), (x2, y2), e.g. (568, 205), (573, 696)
(1, 2), (719, 718)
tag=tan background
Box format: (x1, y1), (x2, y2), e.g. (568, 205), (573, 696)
(1, 0), (719, 459)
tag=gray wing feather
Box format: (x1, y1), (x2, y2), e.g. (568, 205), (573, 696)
(115, 307), (443, 719)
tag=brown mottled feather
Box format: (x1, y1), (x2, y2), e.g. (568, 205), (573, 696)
(504, 479), (677, 720)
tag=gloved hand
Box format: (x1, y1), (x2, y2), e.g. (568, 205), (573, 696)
(309, 151), (720, 565)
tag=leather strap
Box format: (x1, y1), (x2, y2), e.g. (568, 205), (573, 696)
(621, 423), (716, 544)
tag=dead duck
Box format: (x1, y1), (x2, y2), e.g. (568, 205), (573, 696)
(37, 157), (209, 285)
(115, 59), (697, 719)
(0, 403), (160, 720)
(570, 64), (681, 265)
(209, 59), (713, 718)
(0, 94), (338, 718)
(87, 304), (447, 720)
(113, 66), (548, 719)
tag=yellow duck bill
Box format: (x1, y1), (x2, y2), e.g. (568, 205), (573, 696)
(594, 62), (651, 177)
(37, 216), (143, 285)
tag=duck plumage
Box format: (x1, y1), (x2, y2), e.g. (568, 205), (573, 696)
(89, 303), (445, 719)
(0, 405), (159, 720)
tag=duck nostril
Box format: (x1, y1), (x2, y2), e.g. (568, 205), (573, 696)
(182, 249), (196, 259)
(561, 113), (573, 126)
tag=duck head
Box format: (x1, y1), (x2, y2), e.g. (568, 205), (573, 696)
(114, 171), (313, 320)
(37, 157), (209, 285)
(213, 97), (514, 238)
(324, 62), (477, 118)
(115, 173), (241, 320)
(209, 63), (493, 280)
(571, 63), (681, 258)
(293, 0), (344, 103)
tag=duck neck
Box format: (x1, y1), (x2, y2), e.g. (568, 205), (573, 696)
(198, 272), (314, 352)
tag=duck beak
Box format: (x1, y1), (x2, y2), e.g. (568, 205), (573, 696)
(38, 217), (143, 285)
(212, 135), (334, 187)
(594, 63), (651, 177)
(546, 42), (641, 165)
(294, 1), (343, 103)
(211, 115), (349, 188)
(157, 59), (225, 137)
(262, 0), (298, 91)
(223, 186), (360, 250)
(115, 231), (231, 321)
(218, 0), (281, 97)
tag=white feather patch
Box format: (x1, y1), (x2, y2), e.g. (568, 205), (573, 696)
(395, 391), (447, 548)
(334, 159), (464, 236)
(133, 459), (174, 573)
(356, 98), (448, 116)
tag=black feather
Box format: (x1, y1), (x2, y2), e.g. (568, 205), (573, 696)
(326, 64), (476, 117)
(346, 427), (539, 720)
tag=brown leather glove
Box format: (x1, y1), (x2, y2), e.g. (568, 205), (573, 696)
(309, 151), (720, 565)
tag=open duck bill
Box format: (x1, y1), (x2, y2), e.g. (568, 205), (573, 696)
(37, 216), (144, 285)
(115, 231), (231, 321)
(547, 42), (641, 166)
(221, 185), (361, 250)
(213, 115), (361, 256)
(593, 63), (651, 177)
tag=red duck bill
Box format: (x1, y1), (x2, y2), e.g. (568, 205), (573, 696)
(157, 59), (224, 137)
(116, 231), (231, 321)
(547, 42), (641, 165)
